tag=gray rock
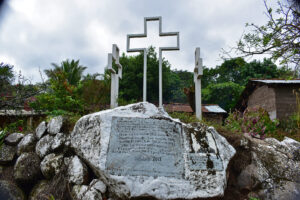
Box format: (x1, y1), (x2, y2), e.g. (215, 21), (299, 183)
(51, 133), (66, 151)
(28, 180), (49, 200)
(40, 153), (64, 179)
(71, 185), (88, 200)
(238, 134), (300, 200)
(0, 180), (25, 200)
(0, 144), (16, 164)
(90, 179), (107, 194)
(72, 184), (103, 200)
(68, 155), (89, 185)
(5, 133), (24, 145)
(35, 121), (47, 139)
(35, 134), (54, 158)
(48, 116), (64, 135)
(17, 134), (37, 156)
(14, 152), (41, 184)
(70, 102), (235, 199)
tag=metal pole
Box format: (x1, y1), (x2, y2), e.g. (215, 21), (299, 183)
(159, 49), (162, 107)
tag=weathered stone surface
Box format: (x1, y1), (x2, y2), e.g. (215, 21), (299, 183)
(5, 133), (24, 145)
(35, 121), (47, 139)
(35, 134), (54, 158)
(0, 144), (16, 164)
(0, 180), (25, 200)
(71, 185), (88, 200)
(70, 102), (235, 199)
(14, 152), (41, 184)
(72, 184), (103, 200)
(17, 133), (37, 156)
(68, 155), (89, 185)
(40, 153), (64, 179)
(51, 133), (66, 151)
(237, 134), (300, 200)
(28, 180), (49, 200)
(48, 116), (64, 135)
(90, 179), (107, 194)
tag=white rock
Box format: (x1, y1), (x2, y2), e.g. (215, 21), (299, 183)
(70, 102), (235, 199)
(72, 185), (88, 200)
(40, 153), (63, 179)
(47, 116), (64, 135)
(35, 121), (47, 139)
(68, 156), (89, 185)
(90, 179), (107, 194)
(5, 133), (24, 145)
(35, 135), (54, 158)
(17, 134), (37, 156)
(51, 133), (66, 151)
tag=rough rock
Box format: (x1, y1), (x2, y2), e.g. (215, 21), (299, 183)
(0, 144), (16, 164)
(14, 152), (41, 184)
(5, 133), (24, 145)
(237, 134), (300, 200)
(0, 180), (25, 200)
(72, 184), (102, 200)
(70, 102), (235, 199)
(68, 155), (89, 185)
(40, 153), (64, 179)
(17, 133), (37, 156)
(35, 134), (54, 158)
(71, 185), (88, 200)
(35, 121), (47, 139)
(51, 133), (66, 151)
(48, 116), (64, 135)
(90, 179), (107, 194)
(28, 180), (49, 200)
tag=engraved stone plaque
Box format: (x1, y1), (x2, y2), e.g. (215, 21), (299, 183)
(106, 117), (184, 178)
(187, 153), (223, 171)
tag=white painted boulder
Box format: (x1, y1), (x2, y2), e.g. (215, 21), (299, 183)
(70, 102), (235, 199)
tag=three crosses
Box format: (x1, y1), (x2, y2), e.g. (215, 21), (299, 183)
(107, 17), (203, 119)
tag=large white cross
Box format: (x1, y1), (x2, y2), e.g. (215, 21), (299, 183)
(107, 44), (122, 108)
(127, 16), (180, 107)
(194, 47), (203, 120)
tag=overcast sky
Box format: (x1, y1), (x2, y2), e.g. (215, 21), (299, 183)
(0, 0), (272, 83)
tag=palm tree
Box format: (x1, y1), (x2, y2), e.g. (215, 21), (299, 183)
(44, 59), (87, 86)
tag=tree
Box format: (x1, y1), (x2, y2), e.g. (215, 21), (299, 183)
(119, 47), (181, 104)
(225, 0), (300, 73)
(202, 82), (244, 112)
(45, 59), (87, 86)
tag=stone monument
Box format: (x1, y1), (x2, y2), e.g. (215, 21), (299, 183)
(70, 102), (236, 199)
(127, 16), (180, 107)
(194, 47), (203, 120)
(107, 44), (122, 108)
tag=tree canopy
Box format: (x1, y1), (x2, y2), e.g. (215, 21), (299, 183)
(224, 0), (300, 74)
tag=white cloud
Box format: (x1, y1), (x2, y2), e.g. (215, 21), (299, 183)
(0, 0), (271, 83)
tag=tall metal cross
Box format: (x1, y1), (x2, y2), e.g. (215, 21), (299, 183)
(127, 16), (180, 107)
(107, 44), (122, 108)
(194, 47), (203, 120)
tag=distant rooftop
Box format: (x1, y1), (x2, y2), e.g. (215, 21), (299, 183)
(253, 79), (300, 84)
(164, 103), (226, 113)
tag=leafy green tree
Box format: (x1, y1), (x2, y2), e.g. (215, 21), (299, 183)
(119, 47), (179, 104)
(45, 59), (87, 86)
(202, 82), (244, 112)
(225, 0), (300, 73)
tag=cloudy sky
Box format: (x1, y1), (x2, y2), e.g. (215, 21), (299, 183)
(0, 0), (272, 83)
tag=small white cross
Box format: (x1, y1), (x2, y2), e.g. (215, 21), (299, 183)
(127, 16), (180, 107)
(107, 44), (122, 108)
(194, 47), (203, 120)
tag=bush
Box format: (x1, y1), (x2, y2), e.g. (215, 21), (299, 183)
(169, 112), (200, 124)
(225, 107), (278, 139)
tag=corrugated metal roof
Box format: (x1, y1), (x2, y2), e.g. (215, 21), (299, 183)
(204, 105), (227, 113)
(253, 80), (300, 84)
(0, 110), (44, 116)
(164, 104), (227, 114)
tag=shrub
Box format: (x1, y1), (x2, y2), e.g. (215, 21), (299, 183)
(225, 107), (278, 139)
(169, 112), (200, 124)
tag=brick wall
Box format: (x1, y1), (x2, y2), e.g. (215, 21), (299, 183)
(248, 85), (277, 120)
(275, 86), (298, 120)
